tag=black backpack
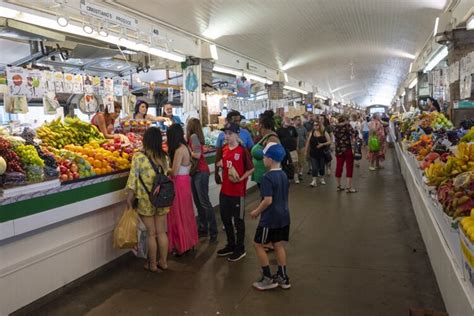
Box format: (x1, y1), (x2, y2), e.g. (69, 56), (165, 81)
(139, 155), (175, 208)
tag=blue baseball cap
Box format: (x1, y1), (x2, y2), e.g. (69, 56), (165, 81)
(263, 142), (286, 162)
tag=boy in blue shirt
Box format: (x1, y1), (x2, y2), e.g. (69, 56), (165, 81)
(250, 142), (291, 290)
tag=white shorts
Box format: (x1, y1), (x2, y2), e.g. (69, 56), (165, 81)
(290, 150), (298, 163)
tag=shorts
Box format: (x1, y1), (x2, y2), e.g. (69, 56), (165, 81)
(254, 225), (290, 244)
(289, 150), (298, 163)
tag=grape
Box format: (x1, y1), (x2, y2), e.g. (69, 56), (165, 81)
(0, 136), (25, 173)
(25, 165), (44, 183)
(14, 144), (45, 167)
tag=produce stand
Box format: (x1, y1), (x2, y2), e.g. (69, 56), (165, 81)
(390, 123), (474, 316)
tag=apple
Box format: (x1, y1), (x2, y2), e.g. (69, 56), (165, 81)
(72, 172), (80, 179)
(59, 165), (68, 174)
(114, 143), (121, 150)
(70, 164), (78, 173)
(60, 174), (69, 182)
(68, 174), (74, 181)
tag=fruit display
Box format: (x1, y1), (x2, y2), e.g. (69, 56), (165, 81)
(117, 119), (151, 135)
(0, 136), (24, 173)
(437, 173), (474, 218)
(36, 118), (104, 149)
(14, 144), (45, 182)
(49, 148), (96, 182)
(0, 157), (6, 175)
(460, 211), (474, 242)
(431, 112), (453, 130)
(461, 127), (474, 143)
(408, 135), (433, 160)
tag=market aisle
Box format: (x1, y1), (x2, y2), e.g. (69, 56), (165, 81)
(24, 148), (445, 316)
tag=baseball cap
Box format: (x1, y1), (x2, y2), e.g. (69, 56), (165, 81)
(221, 122), (240, 134)
(263, 142), (286, 162)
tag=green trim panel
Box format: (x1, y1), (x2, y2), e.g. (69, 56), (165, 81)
(0, 177), (127, 223)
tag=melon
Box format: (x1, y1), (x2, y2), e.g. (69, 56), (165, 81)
(0, 157), (6, 175)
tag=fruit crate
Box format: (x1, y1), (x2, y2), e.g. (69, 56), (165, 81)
(116, 120), (151, 136)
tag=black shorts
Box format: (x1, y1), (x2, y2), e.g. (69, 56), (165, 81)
(254, 225), (290, 244)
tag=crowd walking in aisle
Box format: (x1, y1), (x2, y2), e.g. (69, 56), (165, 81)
(122, 105), (395, 288)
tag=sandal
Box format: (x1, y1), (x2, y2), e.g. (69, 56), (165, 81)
(346, 187), (358, 193)
(144, 261), (159, 272)
(337, 185), (345, 192)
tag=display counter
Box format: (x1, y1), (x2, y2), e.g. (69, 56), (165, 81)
(0, 149), (256, 315)
(392, 127), (474, 316)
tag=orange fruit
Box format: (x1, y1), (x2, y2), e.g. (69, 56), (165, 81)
(93, 160), (101, 168)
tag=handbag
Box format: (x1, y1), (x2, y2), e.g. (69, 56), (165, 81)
(323, 148), (332, 162)
(187, 146), (199, 176)
(368, 135), (380, 152)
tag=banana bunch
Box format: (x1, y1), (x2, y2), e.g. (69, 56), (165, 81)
(456, 142), (474, 164)
(461, 127), (474, 143)
(36, 118), (105, 149)
(426, 160), (449, 186)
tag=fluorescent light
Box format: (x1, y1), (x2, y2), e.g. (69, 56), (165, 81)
(434, 17), (439, 36)
(283, 72), (288, 82)
(423, 46), (448, 73)
(284, 85), (307, 95)
(213, 66), (242, 77)
(0, 4), (185, 63)
(210, 44), (218, 60)
(409, 62), (413, 73)
(401, 91), (406, 97)
(57, 16), (68, 27)
(245, 73), (273, 85)
(467, 15), (474, 30)
(315, 94), (327, 100)
(408, 78), (418, 89)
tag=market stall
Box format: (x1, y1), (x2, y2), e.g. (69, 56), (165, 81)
(390, 112), (474, 316)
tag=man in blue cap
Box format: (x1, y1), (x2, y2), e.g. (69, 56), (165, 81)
(250, 142), (291, 291)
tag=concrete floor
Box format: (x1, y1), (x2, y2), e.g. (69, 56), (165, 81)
(27, 149), (445, 316)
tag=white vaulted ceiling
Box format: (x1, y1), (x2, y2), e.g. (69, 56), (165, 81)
(107, 0), (447, 106)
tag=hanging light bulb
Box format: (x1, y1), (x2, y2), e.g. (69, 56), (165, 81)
(55, 0), (68, 27)
(99, 26), (108, 37)
(57, 15), (68, 27)
(83, 21), (93, 34)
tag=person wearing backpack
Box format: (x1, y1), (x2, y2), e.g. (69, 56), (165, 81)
(126, 127), (170, 272)
(216, 122), (255, 262)
(167, 124), (199, 256)
(368, 113), (386, 171)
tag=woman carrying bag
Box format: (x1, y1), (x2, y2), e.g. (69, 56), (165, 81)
(368, 113), (386, 171)
(126, 127), (170, 272)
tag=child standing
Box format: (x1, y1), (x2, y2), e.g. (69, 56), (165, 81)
(250, 142), (291, 290)
(217, 123), (255, 262)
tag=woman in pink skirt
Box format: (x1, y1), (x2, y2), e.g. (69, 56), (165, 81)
(166, 124), (199, 255)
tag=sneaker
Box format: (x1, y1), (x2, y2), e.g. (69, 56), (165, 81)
(320, 178), (326, 185)
(310, 179), (317, 187)
(227, 250), (246, 262)
(253, 276), (279, 291)
(217, 245), (234, 257)
(273, 274), (291, 289)
(369, 166), (376, 171)
(294, 178), (300, 184)
(298, 173), (303, 180)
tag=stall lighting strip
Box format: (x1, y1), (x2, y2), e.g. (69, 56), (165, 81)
(213, 66), (273, 85)
(284, 85), (308, 95)
(315, 94), (328, 100)
(0, 5), (186, 63)
(423, 46), (448, 73)
(408, 78), (418, 89)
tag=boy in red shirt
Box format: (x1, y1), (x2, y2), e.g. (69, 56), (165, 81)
(216, 122), (255, 261)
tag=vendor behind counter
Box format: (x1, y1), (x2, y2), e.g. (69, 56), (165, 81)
(91, 101), (122, 139)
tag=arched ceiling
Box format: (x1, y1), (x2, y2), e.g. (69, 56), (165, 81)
(108, 0), (447, 106)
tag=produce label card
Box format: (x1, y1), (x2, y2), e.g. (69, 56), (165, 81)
(83, 94), (98, 113)
(83, 74), (94, 94)
(44, 71), (56, 93)
(114, 78), (123, 96)
(92, 76), (101, 95)
(72, 74), (83, 94)
(104, 95), (114, 113)
(26, 69), (46, 98)
(122, 80), (130, 96)
(6, 67), (28, 96)
(103, 78), (114, 95)
(63, 73), (74, 93)
(54, 72), (64, 93)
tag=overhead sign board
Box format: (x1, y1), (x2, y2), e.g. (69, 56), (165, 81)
(80, 0), (138, 29)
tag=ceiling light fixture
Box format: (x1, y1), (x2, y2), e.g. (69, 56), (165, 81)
(57, 15), (68, 27)
(315, 94), (328, 100)
(283, 72), (289, 82)
(424, 46), (448, 73)
(284, 85), (308, 95)
(99, 27), (108, 37)
(467, 15), (474, 30)
(408, 78), (418, 89)
(83, 23), (93, 34)
(210, 44), (218, 60)
(409, 62), (413, 73)
(433, 17), (440, 36)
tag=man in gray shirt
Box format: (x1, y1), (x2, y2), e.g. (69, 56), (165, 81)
(294, 116), (307, 183)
